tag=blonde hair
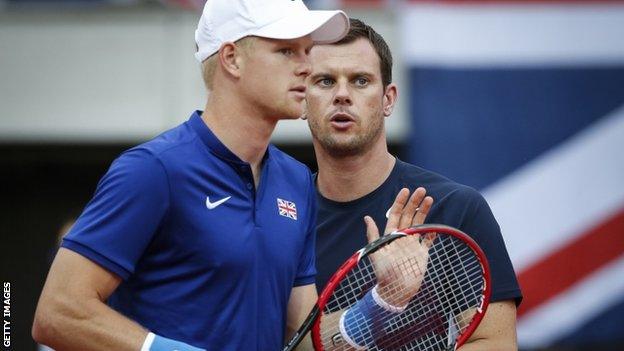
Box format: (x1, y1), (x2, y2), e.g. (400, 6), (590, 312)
(201, 36), (256, 90)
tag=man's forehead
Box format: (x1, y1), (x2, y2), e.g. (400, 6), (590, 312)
(310, 39), (380, 74)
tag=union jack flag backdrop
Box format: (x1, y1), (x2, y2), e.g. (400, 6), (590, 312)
(399, 0), (624, 349)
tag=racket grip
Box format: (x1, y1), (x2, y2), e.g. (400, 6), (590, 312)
(339, 286), (406, 348)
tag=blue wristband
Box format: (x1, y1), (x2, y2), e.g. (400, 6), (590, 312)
(339, 286), (406, 349)
(145, 333), (205, 351)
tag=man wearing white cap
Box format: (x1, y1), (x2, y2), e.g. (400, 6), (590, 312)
(32, 1), (348, 350)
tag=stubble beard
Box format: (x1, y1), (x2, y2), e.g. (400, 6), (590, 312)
(310, 115), (384, 158)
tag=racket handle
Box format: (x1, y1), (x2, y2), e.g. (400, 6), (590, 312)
(282, 305), (321, 351)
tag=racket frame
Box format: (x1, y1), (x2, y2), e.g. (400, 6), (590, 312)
(284, 224), (492, 351)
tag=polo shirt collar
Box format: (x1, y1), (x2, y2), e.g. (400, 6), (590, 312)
(189, 110), (271, 164)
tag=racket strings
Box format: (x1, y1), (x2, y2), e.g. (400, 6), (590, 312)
(318, 233), (485, 351)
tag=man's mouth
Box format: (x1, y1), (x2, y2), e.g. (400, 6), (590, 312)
(330, 113), (356, 129)
(289, 86), (306, 99)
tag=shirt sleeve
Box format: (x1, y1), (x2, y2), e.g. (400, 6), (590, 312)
(61, 148), (170, 280)
(459, 188), (523, 306)
(293, 173), (318, 287)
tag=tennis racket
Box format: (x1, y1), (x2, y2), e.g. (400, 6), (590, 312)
(283, 223), (491, 351)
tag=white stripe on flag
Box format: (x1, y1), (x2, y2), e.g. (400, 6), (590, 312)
(400, 3), (624, 67)
(482, 105), (624, 271)
(517, 254), (624, 348)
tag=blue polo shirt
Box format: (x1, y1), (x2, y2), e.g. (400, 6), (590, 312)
(62, 111), (317, 350)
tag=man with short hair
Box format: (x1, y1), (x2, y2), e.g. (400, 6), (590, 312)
(31, 1), (349, 350)
(306, 18), (522, 350)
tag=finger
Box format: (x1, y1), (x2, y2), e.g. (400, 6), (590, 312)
(398, 187), (427, 230)
(422, 232), (438, 249)
(413, 195), (434, 226)
(385, 188), (410, 234)
(364, 215), (381, 244)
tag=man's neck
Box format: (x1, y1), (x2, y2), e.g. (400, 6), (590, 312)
(315, 139), (396, 202)
(202, 91), (277, 184)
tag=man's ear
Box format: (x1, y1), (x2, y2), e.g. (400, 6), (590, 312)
(218, 42), (243, 79)
(382, 83), (398, 117)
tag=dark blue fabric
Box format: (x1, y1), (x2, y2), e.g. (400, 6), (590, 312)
(315, 159), (522, 306)
(62, 111), (317, 351)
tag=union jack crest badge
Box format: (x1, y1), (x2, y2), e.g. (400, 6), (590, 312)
(277, 198), (297, 220)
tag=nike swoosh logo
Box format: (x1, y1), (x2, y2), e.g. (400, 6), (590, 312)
(206, 196), (231, 210)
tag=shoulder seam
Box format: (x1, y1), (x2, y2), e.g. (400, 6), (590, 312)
(153, 154), (172, 227)
(136, 147), (175, 232)
(147, 133), (201, 158)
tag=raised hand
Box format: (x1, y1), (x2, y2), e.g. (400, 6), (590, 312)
(365, 187), (434, 307)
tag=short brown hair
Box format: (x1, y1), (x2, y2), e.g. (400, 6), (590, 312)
(334, 18), (393, 88)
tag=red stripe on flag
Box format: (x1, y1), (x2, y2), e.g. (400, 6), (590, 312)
(517, 207), (624, 317)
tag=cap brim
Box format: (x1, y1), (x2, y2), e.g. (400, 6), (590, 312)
(251, 10), (349, 44)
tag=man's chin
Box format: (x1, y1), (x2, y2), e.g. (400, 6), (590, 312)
(277, 106), (305, 120)
(280, 113), (303, 120)
(319, 139), (367, 158)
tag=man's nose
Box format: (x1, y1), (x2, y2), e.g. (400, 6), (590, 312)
(333, 83), (352, 105)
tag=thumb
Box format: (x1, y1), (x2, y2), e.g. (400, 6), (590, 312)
(364, 216), (380, 244)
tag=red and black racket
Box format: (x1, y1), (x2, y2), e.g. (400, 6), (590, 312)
(283, 224), (491, 351)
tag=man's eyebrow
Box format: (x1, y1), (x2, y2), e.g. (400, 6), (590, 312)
(350, 71), (375, 78)
(309, 72), (333, 80)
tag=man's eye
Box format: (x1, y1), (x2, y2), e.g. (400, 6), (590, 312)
(318, 78), (334, 87)
(354, 78), (368, 87)
(279, 48), (294, 56)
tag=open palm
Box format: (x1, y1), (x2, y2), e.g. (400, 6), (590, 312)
(365, 187), (435, 307)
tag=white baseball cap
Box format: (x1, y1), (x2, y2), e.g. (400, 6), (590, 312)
(194, 0), (349, 62)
